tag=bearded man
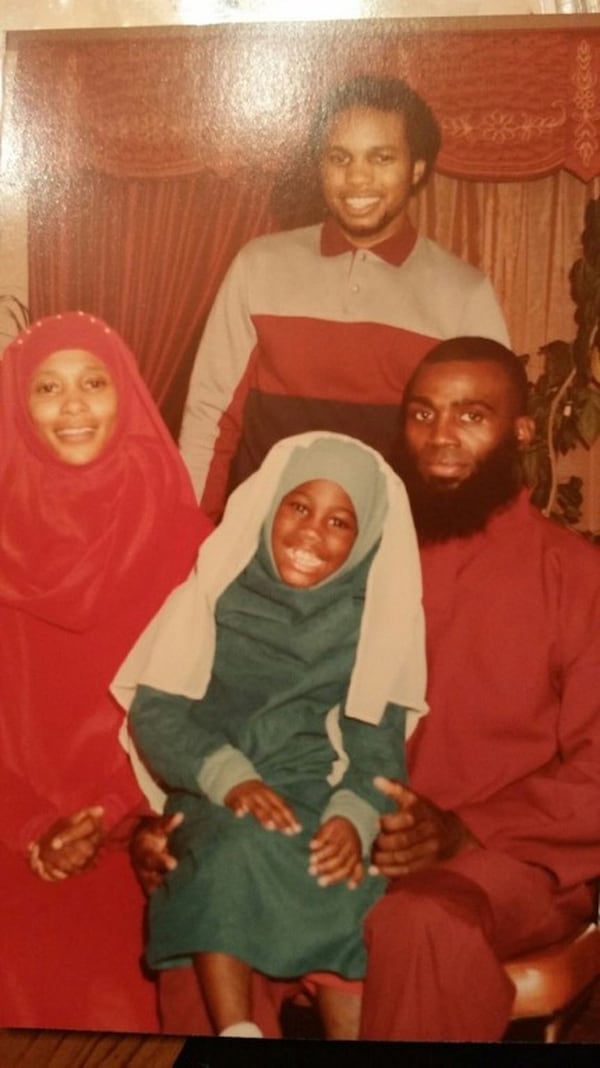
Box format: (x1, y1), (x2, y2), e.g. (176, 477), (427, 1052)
(359, 335), (600, 1041)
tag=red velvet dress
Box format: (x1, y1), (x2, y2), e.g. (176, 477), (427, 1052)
(0, 312), (212, 1031)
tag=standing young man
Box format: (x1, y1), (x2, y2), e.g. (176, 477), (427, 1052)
(179, 76), (509, 520)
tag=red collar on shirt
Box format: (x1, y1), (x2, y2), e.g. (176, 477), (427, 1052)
(320, 215), (418, 266)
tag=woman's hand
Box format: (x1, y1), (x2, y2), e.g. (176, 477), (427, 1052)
(309, 816), (364, 889)
(224, 779), (301, 835)
(28, 806), (105, 882)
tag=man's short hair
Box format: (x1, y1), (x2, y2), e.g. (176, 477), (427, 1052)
(406, 336), (530, 416)
(311, 75), (441, 193)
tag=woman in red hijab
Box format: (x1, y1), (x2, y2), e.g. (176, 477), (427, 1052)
(0, 311), (211, 1032)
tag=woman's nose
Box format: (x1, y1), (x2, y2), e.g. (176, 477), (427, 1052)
(61, 390), (86, 413)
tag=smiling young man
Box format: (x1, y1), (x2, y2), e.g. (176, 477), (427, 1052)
(179, 75), (510, 521)
(357, 336), (600, 1041)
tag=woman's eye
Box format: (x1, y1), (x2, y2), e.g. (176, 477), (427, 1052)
(412, 409), (432, 422)
(84, 376), (108, 389)
(33, 381), (59, 395)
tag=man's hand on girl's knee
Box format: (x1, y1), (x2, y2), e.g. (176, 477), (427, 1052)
(369, 777), (477, 878)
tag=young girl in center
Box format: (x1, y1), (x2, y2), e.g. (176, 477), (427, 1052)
(113, 431), (427, 1039)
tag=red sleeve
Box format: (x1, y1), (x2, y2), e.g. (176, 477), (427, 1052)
(0, 767), (61, 854)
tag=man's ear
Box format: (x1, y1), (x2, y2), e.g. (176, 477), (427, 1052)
(514, 416), (535, 448)
(411, 159), (426, 188)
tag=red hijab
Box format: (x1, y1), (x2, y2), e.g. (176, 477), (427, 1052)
(0, 312), (211, 849)
(0, 310), (208, 630)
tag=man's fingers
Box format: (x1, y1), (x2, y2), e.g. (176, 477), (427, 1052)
(371, 835), (440, 877)
(139, 844), (177, 872)
(141, 873), (164, 894)
(163, 811), (184, 833)
(375, 816), (437, 853)
(373, 777), (414, 806)
(150, 812), (184, 837)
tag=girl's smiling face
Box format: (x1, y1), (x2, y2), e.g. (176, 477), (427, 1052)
(27, 348), (119, 465)
(271, 478), (358, 588)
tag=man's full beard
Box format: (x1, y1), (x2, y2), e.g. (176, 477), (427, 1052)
(391, 435), (524, 544)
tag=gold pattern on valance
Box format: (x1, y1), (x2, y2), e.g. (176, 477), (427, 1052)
(10, 21), (600, 183)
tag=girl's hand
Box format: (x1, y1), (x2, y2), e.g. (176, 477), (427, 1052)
(28, 806), (105, 882)
(308, 816), (364, 888)
(225, 779), (301, 835)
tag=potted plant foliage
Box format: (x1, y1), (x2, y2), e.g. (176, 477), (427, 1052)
(521, 197), (600, 543)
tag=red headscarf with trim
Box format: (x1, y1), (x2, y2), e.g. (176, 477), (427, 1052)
(0, 311), (209, 630)
(0, 311), (211, 852)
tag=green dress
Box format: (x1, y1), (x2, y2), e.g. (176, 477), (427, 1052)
(130, 541), (406, 978)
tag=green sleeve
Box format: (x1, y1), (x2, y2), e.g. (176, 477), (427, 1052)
(321, 702), (407, 855)
(129, 684), (260, 804)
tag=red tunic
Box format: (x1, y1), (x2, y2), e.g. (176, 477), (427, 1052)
(410, 490), (600, 889)
(359, 492), (600, 1041)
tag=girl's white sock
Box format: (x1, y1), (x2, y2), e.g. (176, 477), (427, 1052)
(219, 1020), (263, 1039)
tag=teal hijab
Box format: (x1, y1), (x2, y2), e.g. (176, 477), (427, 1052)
(212, 437), (390, 715)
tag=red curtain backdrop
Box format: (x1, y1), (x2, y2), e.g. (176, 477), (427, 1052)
(8, 20), (600, 439)
(25, 169), (275, 433)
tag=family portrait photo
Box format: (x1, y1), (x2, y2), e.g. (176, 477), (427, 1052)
(1, 2), (599, 1063)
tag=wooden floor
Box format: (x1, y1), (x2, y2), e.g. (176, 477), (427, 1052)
(0, 1031), (185, 1067)
(2, 977), (599, 1066)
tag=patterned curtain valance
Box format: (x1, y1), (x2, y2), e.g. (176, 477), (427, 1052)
(401, 29), (600, 182)
(9, 20), (600, 183)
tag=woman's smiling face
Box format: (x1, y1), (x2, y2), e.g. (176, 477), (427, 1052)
(27, 348), (119, 465)
(271, 478), (358, 588)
